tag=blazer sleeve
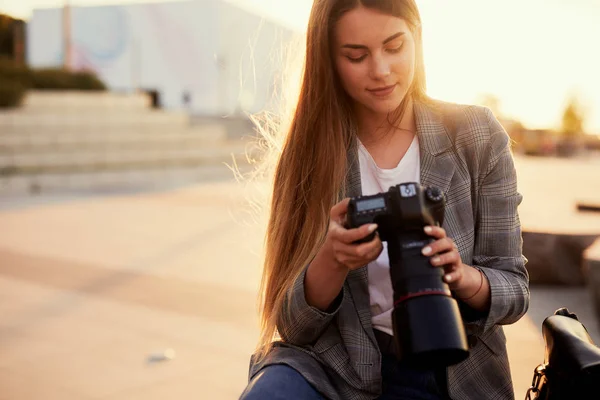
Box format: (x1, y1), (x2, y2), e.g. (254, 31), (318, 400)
(465, 108), (530, 335)
(275, 265), (345, 346)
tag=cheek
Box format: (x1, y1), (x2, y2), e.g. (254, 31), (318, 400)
(336, 60), (366, 94)
(393, 51), (416, 80)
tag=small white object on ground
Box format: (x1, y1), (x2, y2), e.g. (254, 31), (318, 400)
(147, 348), (176, 363)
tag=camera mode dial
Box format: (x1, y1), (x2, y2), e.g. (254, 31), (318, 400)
(426, 187), (443, 203)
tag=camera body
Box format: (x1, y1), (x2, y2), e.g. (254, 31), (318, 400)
(345, 182), (469, 368)
(346, 182), (445, 243)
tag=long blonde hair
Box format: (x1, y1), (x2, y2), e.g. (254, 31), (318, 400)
(253, 0), (428, 361)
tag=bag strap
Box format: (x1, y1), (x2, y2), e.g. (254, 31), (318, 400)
(525, 364), (547, 400)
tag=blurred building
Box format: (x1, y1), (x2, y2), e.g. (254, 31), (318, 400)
(26, 0), (296, 116)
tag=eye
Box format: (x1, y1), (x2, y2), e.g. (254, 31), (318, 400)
(387, 43), (404, 54)
(347, 55), (367, 63)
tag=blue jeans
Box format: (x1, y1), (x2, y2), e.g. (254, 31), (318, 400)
(240, 356), (447, 399)
(378, 354), (447, 400)
(239, 364), (323, 399)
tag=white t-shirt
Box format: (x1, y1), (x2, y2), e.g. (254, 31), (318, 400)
(357, 135), (421, 336)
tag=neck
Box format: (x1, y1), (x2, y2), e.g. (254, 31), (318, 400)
(355, 98), (416, 146)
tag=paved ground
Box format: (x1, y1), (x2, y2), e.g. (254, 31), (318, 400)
(0, 179), (265, 400)
(1, 155), (599, 399)
(514, 153), (600, 234)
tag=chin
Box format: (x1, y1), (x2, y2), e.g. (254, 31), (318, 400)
(366, 99), (403, 115)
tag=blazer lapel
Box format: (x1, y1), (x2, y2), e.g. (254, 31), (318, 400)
(414, 100), (456, 196)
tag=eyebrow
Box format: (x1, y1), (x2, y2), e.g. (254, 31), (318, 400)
(341, 32), (405, 49)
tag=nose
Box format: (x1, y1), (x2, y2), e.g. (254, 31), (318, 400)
(370, 53), (391, 80)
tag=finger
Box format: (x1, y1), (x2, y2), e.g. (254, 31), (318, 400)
(355, 236), (382, 258)
(366, 240), (384, 260)
(332, 236), (376, 259)
(342, 234), (383, 270)
(330, 198), (350, 222)
(430, 250), (460, 268)
(359, 236), (383, 255)
(332, 240), (354, 257)
(328, 218), (358, 240)
(334, 235), (380, 261)
(443, 269), (463, 284)
(333, 239), (381, 269)
(336, 223), (378, 245)
(422, 237), (455, 256)
(424, 225), (446, 239)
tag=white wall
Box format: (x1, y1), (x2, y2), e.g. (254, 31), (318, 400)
(216, 1), (294, 116)
(26, 0), (294, 116)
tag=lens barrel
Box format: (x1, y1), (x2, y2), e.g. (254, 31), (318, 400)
(389, 232), (469, 368)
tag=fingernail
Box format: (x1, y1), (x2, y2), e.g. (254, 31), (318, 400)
(422, 246), (432, 255)
(368, 224), (378, 233)
(445, 274), (453, 282)
(424, 226), (433, 233)
(431, 256), (441, 264)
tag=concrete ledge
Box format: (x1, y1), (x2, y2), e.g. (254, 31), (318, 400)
(0, 142), (251, 174)
(0, 110), (189, 129)
(584, 239), (600, 324)
(21, 90), (151, 110)
(0, 126), (227, 150)
(523, 231), (600, 285)
(0, 164), (252, 196)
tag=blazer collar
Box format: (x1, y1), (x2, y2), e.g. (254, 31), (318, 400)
(413, 99), (453, 156)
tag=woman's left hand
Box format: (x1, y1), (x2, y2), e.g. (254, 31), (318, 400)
(422, 225), (465, 290)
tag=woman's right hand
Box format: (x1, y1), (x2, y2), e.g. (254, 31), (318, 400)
(325, 198), (383, 271)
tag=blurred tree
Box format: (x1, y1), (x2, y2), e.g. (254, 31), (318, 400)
(0, 14), (11, 55)
(561, 97), (585, 137)
(0, 14), (25, 63)
(476, 93), (502, 118)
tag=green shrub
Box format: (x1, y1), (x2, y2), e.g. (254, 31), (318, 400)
(31, 68), (106, 91)
(71, 70), (107, 90)
(0, 56), (106, 108)
(0, 56), (31, 87)
(0, 78), (26, 108)
(30, 68), (71, 90)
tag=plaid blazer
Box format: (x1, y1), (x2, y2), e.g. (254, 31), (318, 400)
(248, 99), (530, 400)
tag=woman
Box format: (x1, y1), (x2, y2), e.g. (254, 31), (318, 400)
(241, 0), (529, 399)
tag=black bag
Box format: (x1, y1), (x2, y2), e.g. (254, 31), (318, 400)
(526, 308), (600, 399)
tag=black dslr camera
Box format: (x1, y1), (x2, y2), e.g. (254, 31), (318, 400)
(345, 182), (469, 368)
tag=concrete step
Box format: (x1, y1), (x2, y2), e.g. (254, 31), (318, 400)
(0, 164), (252, 196)
(0, 111), (190, 133)
(584, 239), (600, 327)
(0, 142), (253, 175)
(21, 91), (151, 111)
(0, 126), (227, 151)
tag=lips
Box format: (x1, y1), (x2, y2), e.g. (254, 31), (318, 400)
(367, 84), (397, 97)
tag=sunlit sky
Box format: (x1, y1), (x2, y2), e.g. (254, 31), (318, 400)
(2, 0), (600, 133)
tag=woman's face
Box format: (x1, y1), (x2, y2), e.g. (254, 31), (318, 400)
(333, 6), (416, 117)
